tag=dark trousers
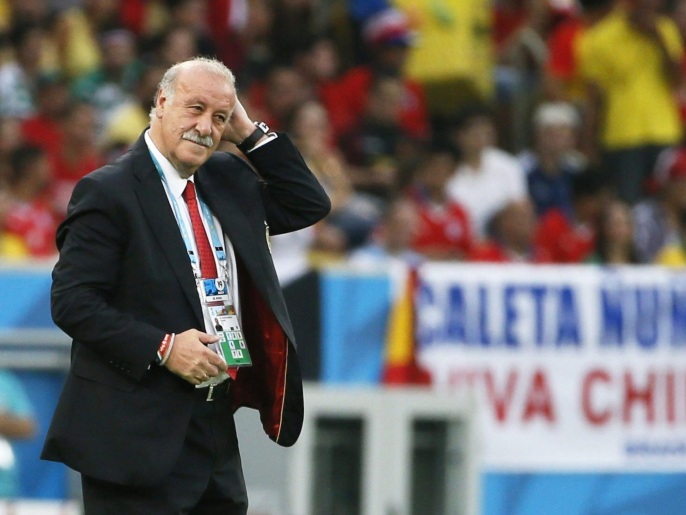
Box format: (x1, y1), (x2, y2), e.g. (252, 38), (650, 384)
(81, 381), (248, 515)
(603, 144), (670, 205)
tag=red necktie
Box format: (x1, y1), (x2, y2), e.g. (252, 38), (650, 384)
(182, 181), (238, 379)
(182, 181), (217, 279)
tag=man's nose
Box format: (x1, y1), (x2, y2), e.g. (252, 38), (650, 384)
(195, 113), (212, 136)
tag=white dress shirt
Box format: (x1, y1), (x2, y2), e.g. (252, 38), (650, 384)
(144, 130), (242, 335)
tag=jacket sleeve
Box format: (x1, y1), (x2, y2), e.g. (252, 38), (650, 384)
(51, 175), (165, 380)
(245, 133), (331, 235)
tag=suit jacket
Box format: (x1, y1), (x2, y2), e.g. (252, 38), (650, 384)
(41, 133), (330, 487)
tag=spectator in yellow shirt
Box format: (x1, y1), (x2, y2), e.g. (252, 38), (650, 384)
(578, 0), (684, 204)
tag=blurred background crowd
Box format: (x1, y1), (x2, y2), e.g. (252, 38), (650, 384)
(0, 0), (685, 283)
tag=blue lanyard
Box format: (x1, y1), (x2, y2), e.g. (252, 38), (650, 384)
(148, 150), (227, 276)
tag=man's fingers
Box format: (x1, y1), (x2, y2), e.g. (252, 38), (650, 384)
(197, 331), (220, 344)
(164, 328), (228, 384)
(207, 352), (227, 370)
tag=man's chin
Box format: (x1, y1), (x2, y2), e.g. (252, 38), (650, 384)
(174, 152), (210, 177)
(185, 143), (212, 157)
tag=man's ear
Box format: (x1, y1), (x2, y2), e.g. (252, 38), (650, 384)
(155, 90), (167, 118)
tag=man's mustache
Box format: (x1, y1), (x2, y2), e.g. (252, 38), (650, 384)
(182, 131), (214, 148)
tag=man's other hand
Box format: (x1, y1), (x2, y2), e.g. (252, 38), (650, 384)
(164, 329), (227, 385)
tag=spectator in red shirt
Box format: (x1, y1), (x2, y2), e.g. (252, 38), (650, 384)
(470, 198), (551, 263)
(493, 0), (529, 54)
(49, 101), (105, 218)
(543, 0), (614, 102)
(20, 73), (70, 159)
(292, 35), (343, 120)
(2, 145), (57, 257)
(535, 169), (609, 262)
(406, 141), (473, 260)
(326, 7), (429, 140)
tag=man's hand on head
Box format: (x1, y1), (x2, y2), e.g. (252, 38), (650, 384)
(222, 99), (258, 144)
(163, 329), (228, 385)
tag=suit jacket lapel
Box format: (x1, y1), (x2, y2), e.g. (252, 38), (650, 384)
(195, 172), (275, 294)
(198, 171), (298, 344)
(130, 139), (204, 326)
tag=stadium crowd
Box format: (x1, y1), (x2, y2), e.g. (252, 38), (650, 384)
(0, 0), (685, 282)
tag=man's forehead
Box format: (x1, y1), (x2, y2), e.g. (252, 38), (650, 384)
(174, 68), (235, 102)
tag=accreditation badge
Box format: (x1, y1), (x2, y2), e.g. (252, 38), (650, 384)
(216, 321), (252, 367)
(204, 281), (252, 368)
(202, 278), (230, 303)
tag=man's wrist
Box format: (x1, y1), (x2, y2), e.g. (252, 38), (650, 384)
(234, 123), (258, 142)
(156, 333), (175, 365)
(236, 122), (270, 154)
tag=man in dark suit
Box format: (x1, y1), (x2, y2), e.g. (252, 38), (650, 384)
(41, 57), (330, 513)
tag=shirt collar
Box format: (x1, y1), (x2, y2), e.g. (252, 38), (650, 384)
(144, 129), (192, 199)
